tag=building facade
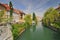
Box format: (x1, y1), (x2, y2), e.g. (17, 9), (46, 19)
(0, 3), (25, 23)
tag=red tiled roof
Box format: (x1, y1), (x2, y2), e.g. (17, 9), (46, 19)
(56, 7), (60, 10)
(0, 3), (25, 14)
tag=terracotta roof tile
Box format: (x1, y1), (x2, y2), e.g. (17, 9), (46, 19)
(0, 3), (25, 14)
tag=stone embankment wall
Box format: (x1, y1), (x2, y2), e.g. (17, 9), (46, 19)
(0, 24), (13, 40)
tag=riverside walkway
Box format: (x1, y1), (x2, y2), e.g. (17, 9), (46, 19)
(0, 24), (13, 40)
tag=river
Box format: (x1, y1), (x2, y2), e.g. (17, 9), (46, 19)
(17, 22), (60, 40)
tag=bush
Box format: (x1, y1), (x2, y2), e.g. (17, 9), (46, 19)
(42, 7), (60, 29)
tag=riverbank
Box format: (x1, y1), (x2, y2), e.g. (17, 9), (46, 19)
(15, 28), (26, 40)
(0, 24), (13, 40)
(42, 22), (60, 32)
(17, 22), (60, 40)
(11, 23), (26, 40)
(19, 28), (25, 35)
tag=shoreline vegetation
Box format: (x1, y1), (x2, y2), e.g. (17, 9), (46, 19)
(42, 22), (59, 32)
(11, 12), (37, 40)
(0, 1), (38, 40)
(1, 1), (60, 40)
(42, 7), (60, 32)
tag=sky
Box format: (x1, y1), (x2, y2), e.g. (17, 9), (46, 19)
(0, 0), (60, 17)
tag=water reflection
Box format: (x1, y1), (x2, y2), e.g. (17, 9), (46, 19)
(17, 22), (60, 40)
(25, 29), (32, 40)
(32, 24), (36, 32)
(23, 24), (37, 40)
(53, 32), (60, 40)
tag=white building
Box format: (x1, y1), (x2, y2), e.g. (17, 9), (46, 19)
(0, 3), (25, 40)
(0, 3), (25, 23)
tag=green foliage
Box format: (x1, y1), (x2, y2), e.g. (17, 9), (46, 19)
(51, 23), (60, 28)
(0, 10), (4, 22)
(42, 7), (60, 29)
(11, 13), (37, 40)
(11, 23), (25, 40)
(32, 12), (37, 24)
(0, 10), (8, 23)
(24, 14), (32, 25)
(33, 12), (36, 20)
(9, 1), (13, 18)
(44, 7), (54, 17)
(0, 10), (4, 17)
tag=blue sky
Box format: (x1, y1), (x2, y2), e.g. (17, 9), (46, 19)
(0, 0), (60, 17)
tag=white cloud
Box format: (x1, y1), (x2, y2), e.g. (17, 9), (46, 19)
(18, 0), (50, 16)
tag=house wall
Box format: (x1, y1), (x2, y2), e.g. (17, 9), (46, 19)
(0, 5), (5, 10)
(13, 13), (20, 22)
(6, 11), (20, 22)
(0, 5), (25, 23)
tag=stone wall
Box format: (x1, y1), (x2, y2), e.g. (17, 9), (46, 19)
(0, 24), (13, 40)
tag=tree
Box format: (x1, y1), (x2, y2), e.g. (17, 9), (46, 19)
(24, 14), (32, 26)
(9, 1), (13, 18)
(33, 12), (36, 20)
(9, 1), (13, 22)
(42, 7), (60, 29)
(44, 7), (54, 17)
(32, 12), (37, 24)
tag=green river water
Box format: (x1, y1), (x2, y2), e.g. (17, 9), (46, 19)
(17, 22), (60, 40)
